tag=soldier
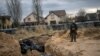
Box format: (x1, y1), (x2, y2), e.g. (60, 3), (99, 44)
(70, 21), (78, 42)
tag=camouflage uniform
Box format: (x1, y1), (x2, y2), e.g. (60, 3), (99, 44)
(70, 23), (78, 42)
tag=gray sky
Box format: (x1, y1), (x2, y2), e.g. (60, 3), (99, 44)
(0, 0), (100, 18)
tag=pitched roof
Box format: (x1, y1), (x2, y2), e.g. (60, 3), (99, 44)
(49, 10), (66, 17)
(45, 10), (66, 19)
(97, 10), (100, 13)
(24, 12), (43, 20)
(24, 12), (36, 19)
(86, 13), (97, 21)
(0, 16), (11, 19)
(86, 13), (97, 17)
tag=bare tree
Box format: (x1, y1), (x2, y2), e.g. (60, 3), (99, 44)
(77, 9), (86, 16)
(6, 0), (22, 27)
(0, 7), (6, 16)
(0, 7), (7, 29)
(0, 7), (3, 16)
(76, 9), (86, 22)
(32, 0), (43, 24)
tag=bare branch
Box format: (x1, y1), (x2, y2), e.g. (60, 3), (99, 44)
(77, 9), (86, 16)
(6, 0), (22, 27)
(32, 0), (43, 23)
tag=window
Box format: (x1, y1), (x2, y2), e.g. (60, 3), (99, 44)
(28, 18), (31, 21)
(50, 21), (56, 25)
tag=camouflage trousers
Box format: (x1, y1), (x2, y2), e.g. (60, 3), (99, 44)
(70, 33), (77, 42)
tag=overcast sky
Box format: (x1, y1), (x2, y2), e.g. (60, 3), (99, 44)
(0, 0), (100, 18)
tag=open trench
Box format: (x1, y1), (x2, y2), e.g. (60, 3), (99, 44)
(19, 34), (53, 56)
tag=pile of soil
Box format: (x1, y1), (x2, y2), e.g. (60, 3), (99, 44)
(23, 50), (41, 56)
(35, 25), (47, 34)
(28, 34), (52, 45)
(15, 29), (30, 39)
(73, 28), (100, 40)
(14, 29), (38, 40)
(45, 30), (100, 56)
(45, 35), (81, 56)
(16, 29), (29, 35)
(83, 28), (100, 37)
(0, 32), (21, 56)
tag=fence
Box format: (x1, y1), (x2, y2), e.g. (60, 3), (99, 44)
(0, 21), (100, 33)
(21, 21), (100, 30)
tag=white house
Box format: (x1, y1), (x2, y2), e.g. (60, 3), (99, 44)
(45, 10), (67, 25)
(23, 12), (43, 25)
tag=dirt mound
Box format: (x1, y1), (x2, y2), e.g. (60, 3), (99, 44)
(45, 33), (81, 56)
(0, 32), (21, 56)
(83, 28), (100, 36)
(14, 29), (36, 40)
(93, 35), (100, 40)
(88, 35), (100, 40)
(28, 34), (52, 45)
(35, 25), (47, 34)
(45, 30), (100, 56)
(16, 29), (29, 35)
(23, 50), (41, 56)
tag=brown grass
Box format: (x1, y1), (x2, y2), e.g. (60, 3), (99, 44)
(0, 32), (21, 56)
(23, 50), (41, 56)
(83, 28), (100, 36)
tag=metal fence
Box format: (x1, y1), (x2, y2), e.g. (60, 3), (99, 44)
(22, 21), (100, 30)
(0, 21), (100, 33)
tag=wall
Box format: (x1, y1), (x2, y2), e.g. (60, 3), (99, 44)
(45, 13), (61, 25)
(24, 14), (37, 23)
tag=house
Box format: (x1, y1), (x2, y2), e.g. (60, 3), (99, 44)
(85, 13), (98, 21)
(76, 10), (100, 22)
(97, 10), (100, 14)
(23, 12), (43, 26)
(97, 10), (100, 20)
(75, 16), (86, 22)
(45, 10), (67, 25)
(0, 16), (12, 29)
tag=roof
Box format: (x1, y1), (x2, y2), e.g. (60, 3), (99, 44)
(49, 10), (66, 17)
(24, 12), (36, 19)
(45, 10), (66, 19)
(86, 13), (97, 21)
(0, 16), (11, 17)
(86, 13), (97, 17)
(97, 10), (100, 13)
(24, 12), (43, 20)
(0, 16), (11, 19)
